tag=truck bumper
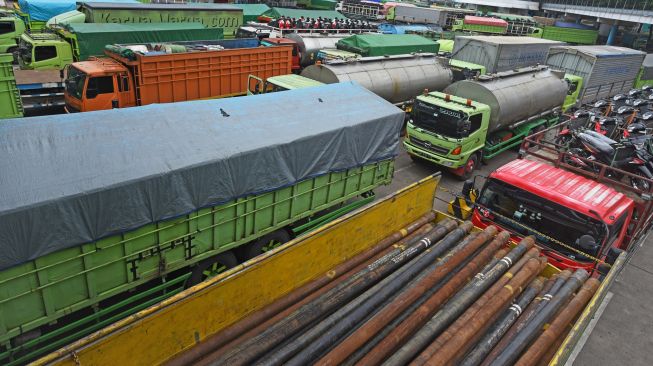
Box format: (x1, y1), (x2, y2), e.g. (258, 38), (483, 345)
(403, 140), (465, 169)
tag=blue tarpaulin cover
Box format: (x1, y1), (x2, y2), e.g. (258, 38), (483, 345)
(18, 0), (138, 21)
(0, 82), (403, 270)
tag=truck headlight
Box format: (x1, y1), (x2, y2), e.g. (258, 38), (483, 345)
(442, 161), (454, 167)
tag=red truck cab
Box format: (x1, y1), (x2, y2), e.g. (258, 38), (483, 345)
(472, 159), (636, 271)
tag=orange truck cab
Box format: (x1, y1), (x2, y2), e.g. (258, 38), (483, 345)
(64, 39), (292, 113)
(261, 37), (301, 72)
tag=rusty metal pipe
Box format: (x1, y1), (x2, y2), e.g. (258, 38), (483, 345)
(514, 278), (600, 366)
(424, 257), (548, 366)
(166, 212), (437, 366)
(412, 247), (541, 365)
(381, 236), (537, 366)
(266, 222), (475, 366)
(489, 269), (590, 366)
(459, 277), (545, 366)
(317, 226), (498, 366)
(341, 238), (484, 366)
(212, 219), (458, 366)
(193, 222), (437, 365)
(355, 231), (511, 366)
(480, 270), (571, 366)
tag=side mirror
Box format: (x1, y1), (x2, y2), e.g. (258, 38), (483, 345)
(112, 100), (119, 109)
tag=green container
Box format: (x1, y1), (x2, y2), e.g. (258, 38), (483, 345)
(0, 54), (23, 119)
(231, 4), (270, 23)
(64, 23), (224, 61)
(541, 26), (598, 45)
(336, 34), (440, 57)
(0, 159), (393, 364)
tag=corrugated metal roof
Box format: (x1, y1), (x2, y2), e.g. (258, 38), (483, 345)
(81, 2), (240, 11)
(264, 7), (346, 20)
(550, 45), (646, 57)
(491, 159), (633, 224)
(456, 35), (563, 45)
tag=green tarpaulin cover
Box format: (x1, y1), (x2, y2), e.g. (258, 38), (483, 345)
(263, 7), (346, 20)
(336, 34), (439, 57)
(64, 23), (224, 61)
(232, 4), (270, 22)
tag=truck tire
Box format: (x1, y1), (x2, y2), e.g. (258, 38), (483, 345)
(459, 154), (478, 181)
(237, 230), (291, 262)
(187, 251), (238, 287)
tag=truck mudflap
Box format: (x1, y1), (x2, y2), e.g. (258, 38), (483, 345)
(33, 174), (619, 366)
(548, 251), (626, 365)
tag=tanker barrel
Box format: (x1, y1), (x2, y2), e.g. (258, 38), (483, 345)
(264, 222), (474, 366)
(317, 226), (497, 366)
(489, 269), (590, 366)
(442, 66), (568, 134)
(300, 54), (453, 104)
(382, 236), (536, 366)
(212, 219), (458, 366)
(285, 33), (350, 67)
(459, 277), (545, 366)
(356, 231), (511, 366)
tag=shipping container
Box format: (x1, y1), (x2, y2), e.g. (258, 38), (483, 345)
(81, 2), (243, 38)
(336, 34), (440, 57)
(387, 5), (445, 25)
(546, 45), (646, 104)
(64, 39), (292, 112)
(452, 36), (563, 74)
(0, 53), (23, 118)
(0, 82), (401, 365)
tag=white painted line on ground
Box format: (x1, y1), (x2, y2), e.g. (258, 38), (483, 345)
(565, 291), (614, 366)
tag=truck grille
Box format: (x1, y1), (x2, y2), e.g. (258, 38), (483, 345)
(409, 136), (450, 155)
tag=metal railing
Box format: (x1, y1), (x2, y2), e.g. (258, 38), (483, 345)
(542, 1), (653, 23)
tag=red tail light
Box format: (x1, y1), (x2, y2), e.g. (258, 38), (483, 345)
(452, 146), (462, 155)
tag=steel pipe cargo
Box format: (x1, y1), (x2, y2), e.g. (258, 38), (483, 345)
(443, 66), (567, 133)
(301, 54), (453, 104)
(285, 33), (350, 67)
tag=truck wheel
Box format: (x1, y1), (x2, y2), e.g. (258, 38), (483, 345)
(459, 154), (478, 181)
(188, 251), (238, 287)
(238, 230), (291, 262)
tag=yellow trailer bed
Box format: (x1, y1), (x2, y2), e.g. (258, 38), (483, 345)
(33, 174), (625, 366)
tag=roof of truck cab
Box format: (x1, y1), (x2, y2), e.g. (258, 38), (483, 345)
(71, 57), (126, 74)
(491, 159), (633, 224)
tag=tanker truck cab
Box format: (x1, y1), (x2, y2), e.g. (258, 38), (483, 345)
(404, 92), (490, 180)
(64, 59), (135, 113)
(563, 73), (583, 112)
(18, 32), (72, 70)
(471, 159), (635, 271)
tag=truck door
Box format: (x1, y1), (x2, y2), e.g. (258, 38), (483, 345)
(84, 75), (117, 111)
(116, 73), (135, 108)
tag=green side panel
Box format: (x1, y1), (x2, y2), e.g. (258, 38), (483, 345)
(231, 4), (270, 23)
(464, 24), (506, 34)
(0, 54), (23, 119)
(542, 26), (598, 45)
(0, 159), (393, 346)
(263, 7), (346, 20)
(437, 40), (454, 53)
(83, 8), (242, 38)
(336, 34), (439, 57)
(65, 23), (224, 61)
(306, 0), (338, 10)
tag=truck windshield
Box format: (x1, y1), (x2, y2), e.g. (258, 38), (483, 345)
(66, 66), (87, 100)
(412, 100), (467, 139)
(477, 179), (606, 260)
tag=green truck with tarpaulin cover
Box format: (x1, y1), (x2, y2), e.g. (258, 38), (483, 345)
(530, 26), (598, 45)
(18, 22), (224, 70)
(0, 82), (400, 365)
(80, 2), (243, 38)
(336, 34), (440, 57)
(0, 53), (23, 118)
